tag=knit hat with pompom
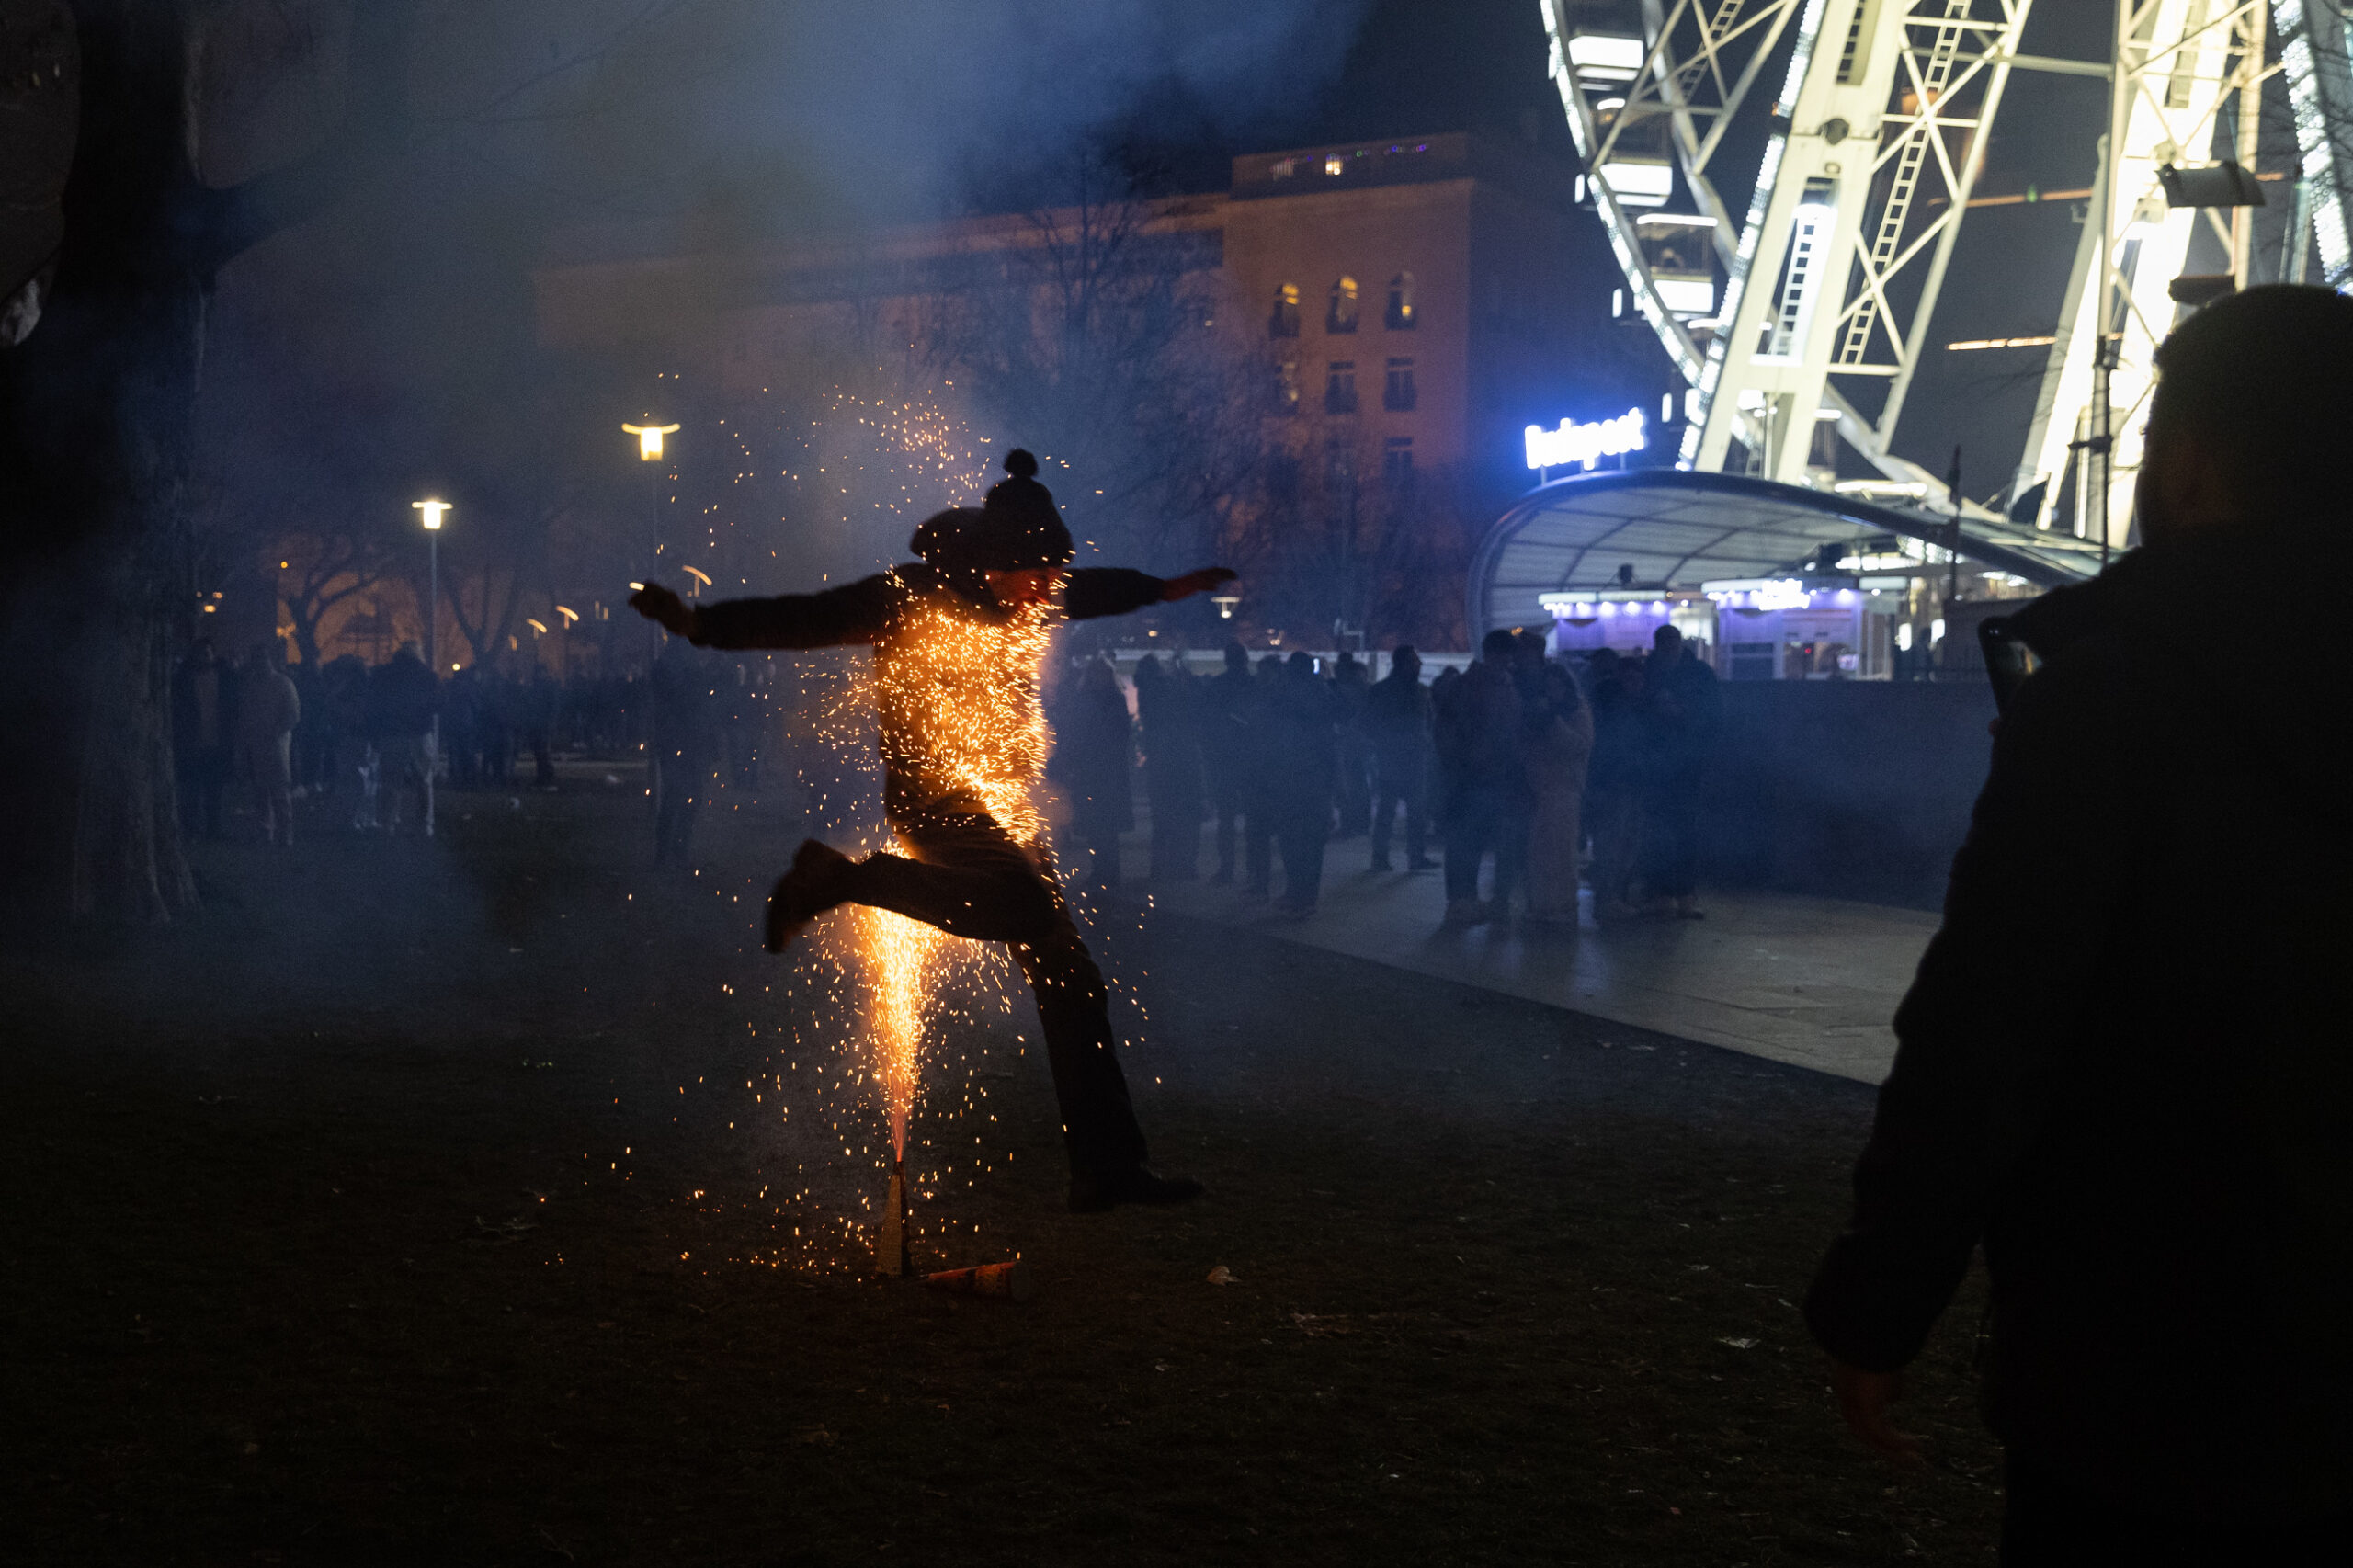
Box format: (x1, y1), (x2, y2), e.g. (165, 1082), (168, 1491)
(965, 449), (1073, 569)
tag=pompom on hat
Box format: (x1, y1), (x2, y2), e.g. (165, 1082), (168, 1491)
(969, 449), (1073, 569)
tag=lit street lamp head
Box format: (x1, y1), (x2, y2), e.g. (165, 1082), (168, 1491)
(623, 422), (680, 461)
(412, 499), (450, 530)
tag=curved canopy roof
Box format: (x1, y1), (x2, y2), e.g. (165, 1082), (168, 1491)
(1471, 469), (2106, 635)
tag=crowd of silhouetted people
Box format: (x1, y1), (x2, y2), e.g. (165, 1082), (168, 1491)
(166, 638), (778, 847)
(1046, 623), (1720, 926)
(169, 626), (1715, 919)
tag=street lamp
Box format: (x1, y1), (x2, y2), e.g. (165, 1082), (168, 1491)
(413, 497), (449, 647)
(624, 421), (679, 668)
(412, 498), (450, 838)
(622, 421), (679, 462)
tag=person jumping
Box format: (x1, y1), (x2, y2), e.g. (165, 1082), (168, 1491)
(627, 450), (1233, 1211)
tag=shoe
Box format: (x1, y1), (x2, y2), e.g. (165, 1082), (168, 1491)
(1407, 856), (1438, 872)
(1370, 854), (1393, 872)
(1442, 897), (1484, 926)
(1674, 896), (1706, 920)
(765, 838), (851, 954)
(1069, 1165), (1205, 1213)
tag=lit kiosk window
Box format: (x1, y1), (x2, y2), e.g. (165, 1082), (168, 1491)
(1383, 358), (1416, 412)
(1387, 271), (1415, 329)
(1327, 276), (1359, 334)
(1324, 360), (1358, 414)
(1270, 283), (1301, 338)
(1273, 358), (1301, 414)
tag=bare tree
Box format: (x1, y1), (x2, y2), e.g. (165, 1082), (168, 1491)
(929, 145), (1265, 573)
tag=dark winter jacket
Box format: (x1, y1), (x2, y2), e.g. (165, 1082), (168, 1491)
(1804, 531), (2353, 1518)
(1432, 659), (1524, 809)
(1132, 657), (1206, 822)
(1362, 666), (1433, 762)
(1048, 664), (1135, 837)
(686, 562), (1164, 824)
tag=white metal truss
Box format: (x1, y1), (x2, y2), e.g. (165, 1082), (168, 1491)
(1546, 0), (2353, 536)
(2277, 0), (2353, 287)
(2016, 2), (2268, 549)
(1543, 0), (2040, 500)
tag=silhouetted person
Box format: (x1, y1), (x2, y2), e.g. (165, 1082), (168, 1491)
(1239, 654), (1286, 900)
(1585, 649), (1647, 922)
(1639, 624), (1717, 918)
(1330, 651), (1372, 838)
(1267, 649), (1340, 915)
(1364, 644), (1435, 871)
(1806, 286), (2353, 1561)
(650, 645), (723, 866)
(1131, 652), (1205, 881)
(1050, 655), (1133, 892)
(527, 666), (560, 790)
(1201, 642), (1254, 881)
(171, 638), (233, 840)
(1434, 629), (1528, 925)
(1520, 660), (1592, 928)
(235, 641), (301, 846)
(370, 642), (438, 835)
(628, 449), (1232, 1212)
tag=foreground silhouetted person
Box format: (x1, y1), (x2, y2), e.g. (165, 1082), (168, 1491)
(629, 450), (1233, 1212)
(1805, 286), (2353, 1562)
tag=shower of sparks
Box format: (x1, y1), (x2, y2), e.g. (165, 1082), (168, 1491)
(642, 372), (1124, 1276)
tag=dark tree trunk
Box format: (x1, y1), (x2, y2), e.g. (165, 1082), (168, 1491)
(0, 1), (205, 930)
(0, 0), (404, 934)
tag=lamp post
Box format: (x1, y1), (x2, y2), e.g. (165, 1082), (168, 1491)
(623, 422), (679, 669)
(412, 499), (450, 837)
(412, 499), (449, 671)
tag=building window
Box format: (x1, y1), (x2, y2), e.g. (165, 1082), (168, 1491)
(1383, 437), (1415, 491)
(1325, 437), (1356, 492)
(1386, 271), (1415, 329)
(1382, 357), (1416, 411)
(1274, 358), (1300, 414)
(1270, 283), (1300, 338)
(1324, 360), (1358, 415)
(1328, 276), (1359, 334)
(1272, 157), (1297, 179)
(1324, 154), (1346, 176)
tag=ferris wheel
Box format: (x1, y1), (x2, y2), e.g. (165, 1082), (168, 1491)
(1540, 0), (2353, 550)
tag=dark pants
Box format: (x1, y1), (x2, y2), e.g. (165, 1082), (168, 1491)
(2000, 1455), (2352, 1565)
(177, 747), (231, 840)
(1207, 773), (1245, 880)
(1443, 784), (1526, 906)
(1335, 735), (1371, 837)
(1242, 787), (1274, 894)
(1641, 778), (1701, 899)
(1274, 805), (1328, 911)
(835, 812), (1148, 1176)
(1148, 801), (1199, 881)
(1370, 749), (1427, 866)
(654, 748), (714, 865)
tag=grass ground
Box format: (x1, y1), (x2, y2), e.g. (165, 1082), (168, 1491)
(2, 767), (2000, 1565)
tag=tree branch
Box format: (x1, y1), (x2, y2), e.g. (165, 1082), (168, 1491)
(193, 0), (414, 272)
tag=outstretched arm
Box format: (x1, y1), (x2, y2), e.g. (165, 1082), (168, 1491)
(628, 575), (898, 650)
(1063, 566), (1237, 622)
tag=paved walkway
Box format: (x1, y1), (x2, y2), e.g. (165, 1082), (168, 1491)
(1138, 830), (1939, 1085)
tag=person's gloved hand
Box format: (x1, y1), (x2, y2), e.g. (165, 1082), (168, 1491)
(1160, 567), (1238, 603)
(628, 581), (699, 639)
